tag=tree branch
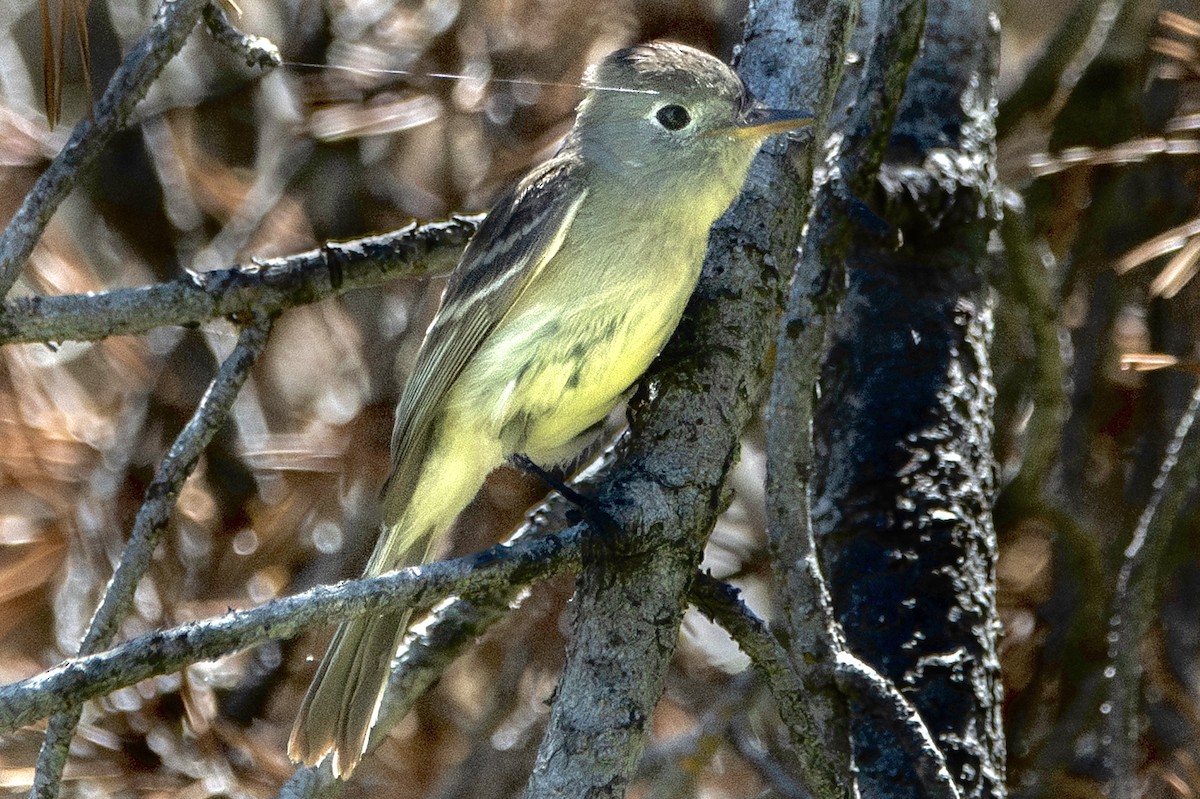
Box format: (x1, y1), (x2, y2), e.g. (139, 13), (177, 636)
(201, 3), (283, 70)
(689, 574), (962, 799)
(687, 574), (819, 750)
(518, 4), (858, 796)
(996, 0), (1129, 138)
(810, 0), (1005, 794)
(0, 526), (582, 736)
(1105, 382), (1200, 795)
(762, 0), (926, 787)
(833, 653), (962, 799)
(0, 218), (481, 345)
(995, 203), (1069, 517)
(276, 450), (616, 798)
(27, 314), (274, 799)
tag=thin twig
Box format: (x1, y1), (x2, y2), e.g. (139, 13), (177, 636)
(0, 217), (481, 345)
(1, 0), (212, 298)
(202, 3), (283, 70)
(691, 575), (963, 799)
(26, 314), (273, 799)
(997, 0), (1128, 137)
(0, 526), (583, 736)
(833, 653), (963, 799)
(1105, 381), (1200, 795)
(687, 574), (814, 738)
(996, 203), (1068, 516)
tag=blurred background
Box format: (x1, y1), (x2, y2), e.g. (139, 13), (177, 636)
(1, 0), (1199, 796)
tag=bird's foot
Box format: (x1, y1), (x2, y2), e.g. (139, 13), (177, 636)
(508, 454), (619, 535)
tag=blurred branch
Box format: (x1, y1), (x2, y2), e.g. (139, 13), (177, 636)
(635, 673), (762, 798)
(0, 217), (481, 345)
(28, 313), (273, 799)
(0, 0), (277, 299)
(997, 0), (1126, 137)
(276, 768), (343, 799)
(727, 715), (811, 799)
(0, 525), (584, 735)
(1105, 381), (1200, 795)
(201, 3), (282, 69)
(995, 201), (1068, 516)
(763, 0), (925, 786)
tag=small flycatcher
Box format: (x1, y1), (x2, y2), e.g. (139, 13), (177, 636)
(289, 41), (812, 777)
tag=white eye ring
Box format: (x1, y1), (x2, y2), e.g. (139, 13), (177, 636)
(654, 104), (692, 131)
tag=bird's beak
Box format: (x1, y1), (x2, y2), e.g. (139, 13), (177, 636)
(731, 106), (815, 139)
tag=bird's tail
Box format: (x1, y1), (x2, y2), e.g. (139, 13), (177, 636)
(289, 414), (498, 777)
(286, 526), (434, 777)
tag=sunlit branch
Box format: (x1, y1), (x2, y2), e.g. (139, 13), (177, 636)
(0, 218), (481, 345)
(0, 0), (275, 299)
(0, 527), (583, 736)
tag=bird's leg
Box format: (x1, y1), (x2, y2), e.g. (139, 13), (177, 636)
(508, 454), (619, 535)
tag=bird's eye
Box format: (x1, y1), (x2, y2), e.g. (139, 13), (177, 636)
(655, 104), (692, 131)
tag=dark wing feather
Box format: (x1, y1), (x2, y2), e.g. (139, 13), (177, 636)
(381, 156), (588, 522)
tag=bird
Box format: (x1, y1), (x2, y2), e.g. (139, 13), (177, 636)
(288, 40), (812, 778)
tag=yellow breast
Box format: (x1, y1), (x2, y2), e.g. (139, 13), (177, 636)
(445, 181), (720, 463)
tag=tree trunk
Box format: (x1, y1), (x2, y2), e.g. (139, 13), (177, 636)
(815, 1), (1006, 797)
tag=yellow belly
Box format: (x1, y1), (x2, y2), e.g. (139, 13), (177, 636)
(441, 180), (717, 466)
(448, 284), (686, 463)
(445, 248), (697, 465)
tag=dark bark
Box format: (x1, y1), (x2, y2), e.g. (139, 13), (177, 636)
(764, 0), (926, 788)
(813, 1), (1005, 797)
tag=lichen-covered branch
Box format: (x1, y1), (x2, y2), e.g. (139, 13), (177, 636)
(687, 574), (824, 757)
(0, 526), (582, 736)
(0, 218), (480, 345)
(690, 574), (963, 799)
(27, 314), (273, 799)
(201, 3), (283, 69)
(834, 654), (963, 799)
(811, 0), (1005, 796)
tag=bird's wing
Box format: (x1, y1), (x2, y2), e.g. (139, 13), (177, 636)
(381, 156), (589, 522)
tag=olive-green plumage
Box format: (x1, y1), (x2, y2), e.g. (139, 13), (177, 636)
(289, 40), (811, 778)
